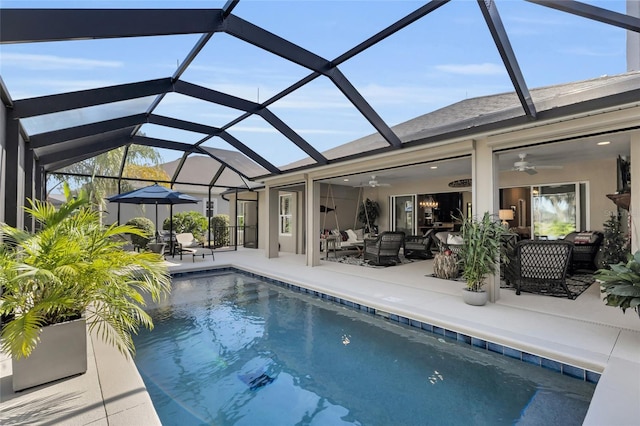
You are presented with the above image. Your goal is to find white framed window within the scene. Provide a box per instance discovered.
[279,194,292,235]
[204,198,216,217]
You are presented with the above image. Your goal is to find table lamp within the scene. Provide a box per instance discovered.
[499,209,514,228]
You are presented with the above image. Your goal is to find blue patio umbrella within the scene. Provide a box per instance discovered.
[106,184,198,241]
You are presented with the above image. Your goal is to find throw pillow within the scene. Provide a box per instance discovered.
[447,234,464,245]
[573,232,595,244]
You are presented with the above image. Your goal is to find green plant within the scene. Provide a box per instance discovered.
[210,214,230,248]
[0,184,171,359]
[126,216,155,249]
[165,211,207,240]
[600,213,628,268]
[357,198,380,233]
[595,250,640,318]
[459,211,504,292]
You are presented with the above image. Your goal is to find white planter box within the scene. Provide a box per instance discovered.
[12,317,87,391]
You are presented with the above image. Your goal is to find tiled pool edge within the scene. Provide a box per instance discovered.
[173,267,601,385]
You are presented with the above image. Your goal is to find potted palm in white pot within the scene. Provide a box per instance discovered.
[0,185,171,391]
[458,211,504,306]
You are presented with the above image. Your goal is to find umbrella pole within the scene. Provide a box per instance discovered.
[170,205,174,256]
[155,202,159,242]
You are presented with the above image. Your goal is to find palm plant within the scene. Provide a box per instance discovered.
[0,184,171,359]
[459,211,504,292]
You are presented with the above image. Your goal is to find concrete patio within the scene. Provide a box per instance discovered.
[1,248,638,425]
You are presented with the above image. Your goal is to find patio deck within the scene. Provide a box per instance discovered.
[1,248,638,425]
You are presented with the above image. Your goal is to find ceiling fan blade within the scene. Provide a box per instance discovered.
[524,168,538,175]
[534,165,563,170]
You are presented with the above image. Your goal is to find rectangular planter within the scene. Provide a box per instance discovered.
[12,317,87,392]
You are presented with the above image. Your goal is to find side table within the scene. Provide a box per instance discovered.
[433,252,459,279]
[325,235,341,259]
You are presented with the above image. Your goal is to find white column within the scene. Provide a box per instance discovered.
[630,131,640,253]
[265,185,280,258]
[305,176,321,266]
[471,138,501,302]
[628,0,640,72]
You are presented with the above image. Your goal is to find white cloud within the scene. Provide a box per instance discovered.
[435,63,505,76]
[1,53,122,70]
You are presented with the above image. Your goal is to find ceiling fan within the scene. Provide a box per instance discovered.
[512,153,563,175]
[357,175,391,188]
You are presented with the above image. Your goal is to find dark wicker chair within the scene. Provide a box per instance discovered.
[404,230,434,259]
[514,240,574,299]
[363,231,405,266]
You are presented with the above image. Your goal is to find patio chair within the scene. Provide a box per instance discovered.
[513,240,574,299]
[404,229,434,259]
[175,232,215,262]
[363,231,405,266]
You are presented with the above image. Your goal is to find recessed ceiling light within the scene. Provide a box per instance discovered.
[343,178,349,182]
[430,166,438,169]
[597,141,610,146]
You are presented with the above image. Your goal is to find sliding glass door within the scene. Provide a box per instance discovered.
[391,195,416,236]
[532,183,585,240]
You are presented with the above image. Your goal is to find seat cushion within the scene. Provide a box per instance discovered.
[346,228,360,242]
[447,234,463,245]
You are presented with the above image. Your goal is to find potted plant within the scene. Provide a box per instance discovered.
[458,211,504,306]
[595,250,640,318]
[357,198,380,235]
[0,184,171,391]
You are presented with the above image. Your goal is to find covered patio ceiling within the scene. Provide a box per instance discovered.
[1,1,639,192]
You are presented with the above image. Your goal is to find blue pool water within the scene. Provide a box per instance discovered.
[133,270,595,425]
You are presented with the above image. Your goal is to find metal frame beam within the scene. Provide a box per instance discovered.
[0,9,225,43]
[257,109,327,164]
[39,136,131,168]
[12,78,173,118]
[217,132,281,175]
[326,68,402,148]
[132,135,252,181]
[224,14,331,74]
[477,0,537,119]
[334,0,450,66]
[173,80,259,113]
[30,114,148,148]
[132,135,199,153]
[147,115,279,174]
[527,0,640,33]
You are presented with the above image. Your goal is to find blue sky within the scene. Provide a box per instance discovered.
[0,0,631,167]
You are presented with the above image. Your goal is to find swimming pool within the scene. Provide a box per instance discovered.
[133,270,595,425]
